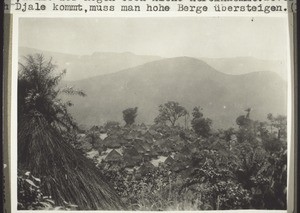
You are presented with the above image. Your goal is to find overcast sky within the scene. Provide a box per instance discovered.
[19,17,288,61]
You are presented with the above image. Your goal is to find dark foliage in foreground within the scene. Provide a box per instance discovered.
[18,115,126,210]
[18,54,86,133]
[18,54,125,210]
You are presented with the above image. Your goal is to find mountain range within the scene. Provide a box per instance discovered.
[200,57,286,80]
[19,47,286,81]
[19,47,287,129]
[19,47,162,81]
[64,57,286,129]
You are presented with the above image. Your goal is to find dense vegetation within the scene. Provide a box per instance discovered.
[18,54,287,210]
[77,108,287,210]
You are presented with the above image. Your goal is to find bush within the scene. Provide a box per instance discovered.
[18,170,78,210]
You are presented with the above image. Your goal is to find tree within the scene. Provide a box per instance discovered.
[18,54,86,132]
[122,107,138,126]
[154,101,188,126]
[267,113,287,140]
[191,107,212,138]
[261,114,287,153]
[18,54,126,210]
[192,106,203,119]
[236,108,252,128]
[104,121,121,131]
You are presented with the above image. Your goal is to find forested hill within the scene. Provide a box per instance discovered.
[63,57,286,129]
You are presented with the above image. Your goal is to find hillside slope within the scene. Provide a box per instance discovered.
[64,57,287,129]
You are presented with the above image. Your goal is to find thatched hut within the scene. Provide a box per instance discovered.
[174,152,187,162]
[171,162,187,173]
[148,129,162,140]
[150,148,159,158]
[103,135,121,149]
[139,140,152,152]
[141,130,154,142]
[105,149,123,162]
[77,136,93,152]
[164,155,175,166]
[90,125,100,132]
[155,139,166,148]
[123,147,142,168]
[180,145,192,157]
[18,115,125,210]
[93,137,103,149]
[138,161,156,176]
[133,142,147,154]
[139,123,148,130]
[124,134,135,141]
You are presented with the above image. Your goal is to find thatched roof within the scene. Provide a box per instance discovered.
[90,125,100,132]
[123,146,139,157]
[138,162,155,175]
[148,129,162,140]
[174,153,187,162]
[139,123,148,130]
[18,115,125,210]
[171,162,187,172]
[164,156,175,166]
[173,136,186,146]
[141,131,154,141]
[124,134,135,141]
[155,139,166,148]
[124,158,139,168]
[180,145,191,156]
[157,138,179,152]
[103,135,121,149]
[97,146,106,155]
[93,138,103,149]
[133,142,147,154]
[105,149,123,162]
[140,141,151,152]
[107,163,122,171]
[150,148,159,157]
[126,130,140,139]
[123,147,142,167]
[80,143,93,152]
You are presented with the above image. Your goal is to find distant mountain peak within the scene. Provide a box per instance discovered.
[134,56,221,76]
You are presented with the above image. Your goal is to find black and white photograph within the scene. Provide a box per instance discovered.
[17,17,290,211]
